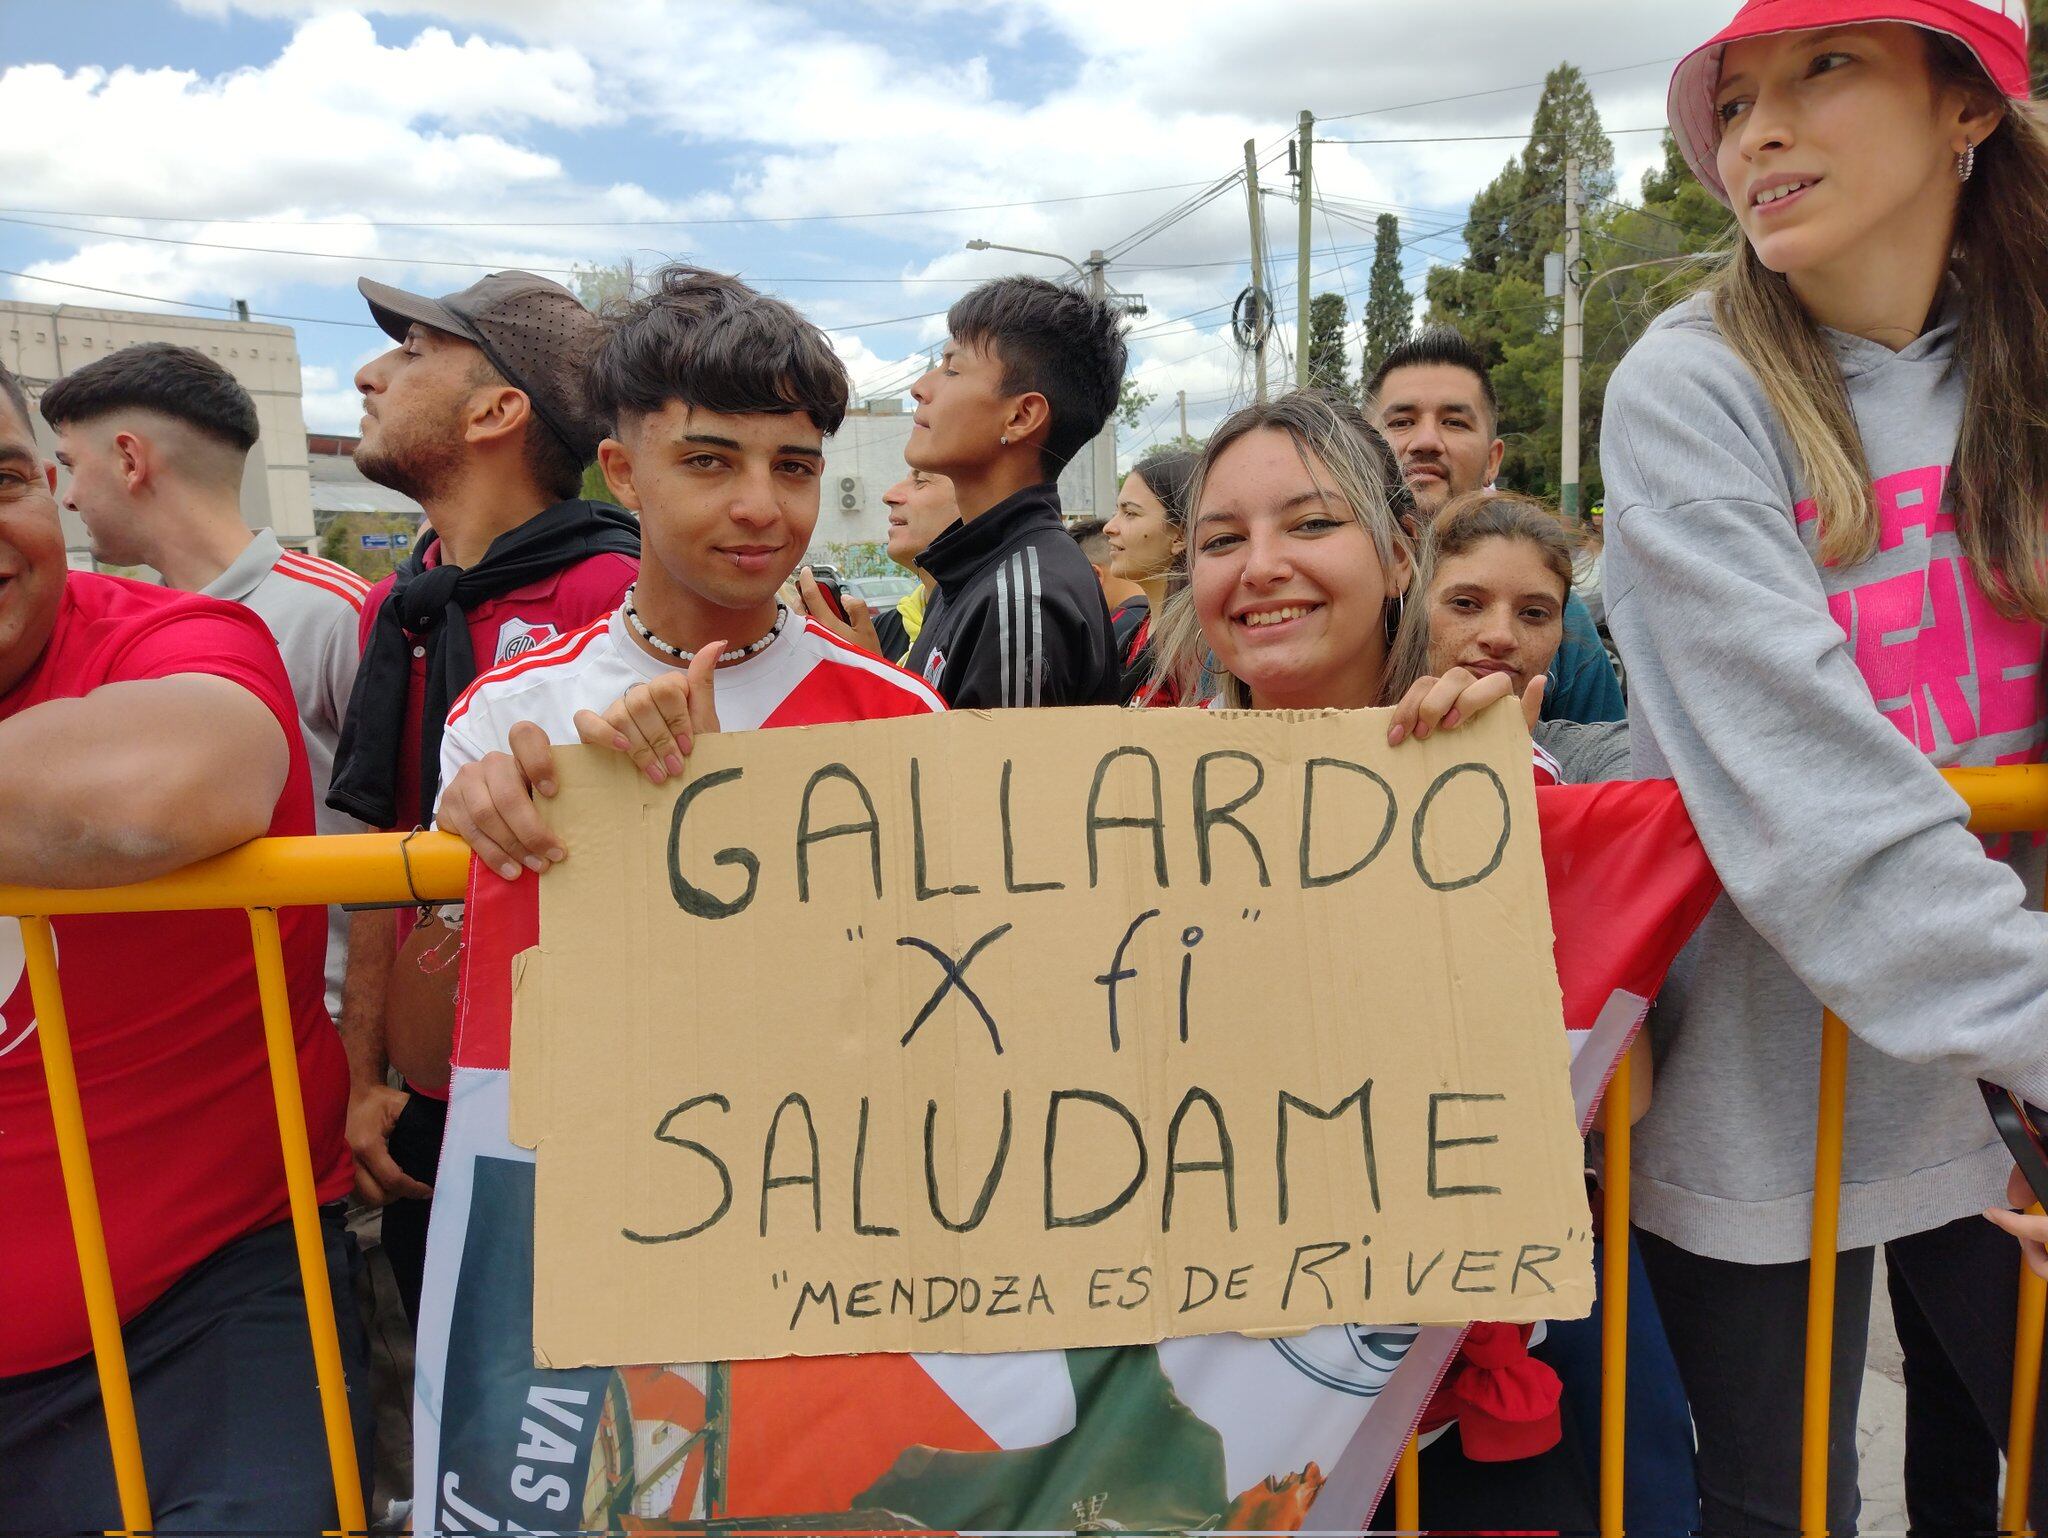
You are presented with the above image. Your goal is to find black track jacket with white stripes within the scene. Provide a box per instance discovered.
[906,481,1120,709]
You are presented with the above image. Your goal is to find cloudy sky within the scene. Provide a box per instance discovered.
[0,0,1737,458]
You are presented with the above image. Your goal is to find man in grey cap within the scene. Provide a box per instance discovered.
[327,270,639,1325]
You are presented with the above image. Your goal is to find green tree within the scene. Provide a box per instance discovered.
[1361,213,1413,386]
[570,257,641,312]
[2034,0,2047,86]
[1117,378,1157,432]
[318,509,419,578]
[1423,62,1619,500]
[1305,292,1350,393]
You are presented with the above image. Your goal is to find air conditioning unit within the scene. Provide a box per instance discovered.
[836,474,864,514]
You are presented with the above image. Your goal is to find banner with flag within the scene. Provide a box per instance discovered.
[413,778,1718,1533]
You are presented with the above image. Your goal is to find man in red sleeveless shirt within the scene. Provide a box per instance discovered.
[0,365,367,1529]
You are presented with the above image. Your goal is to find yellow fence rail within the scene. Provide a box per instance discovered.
[1,834,468,1537]
[1392,764,2048,1536]
[6,769,2048,1535]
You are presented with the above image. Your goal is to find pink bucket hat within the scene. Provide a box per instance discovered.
[1668,0,2032,205]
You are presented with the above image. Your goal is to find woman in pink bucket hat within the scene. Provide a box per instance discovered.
[1601,1,2048,1531]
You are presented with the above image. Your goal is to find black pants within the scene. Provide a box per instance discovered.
[1638,1215,2047,1536]
[0,1207,371,1534]
[380,1089,448,1326]
[1366,1409,1599,1534]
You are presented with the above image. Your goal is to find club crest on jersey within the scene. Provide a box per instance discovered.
[921,647,946,688]
[495,618,558,665]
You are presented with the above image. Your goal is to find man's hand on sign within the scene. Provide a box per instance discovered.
[572,641,722,785]
[438,721,568,881]
[1985,1165,2048,1280]
[791,566,885,656]
[1386,670,1545,747]
[345,1080,431,1205]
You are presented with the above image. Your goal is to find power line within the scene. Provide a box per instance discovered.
[0,213,1036,287]
[1318,127,1665,145]
[1103,171,1248,265]
[1316,55,1681,123]
[0,267,379,329]
[0,178,1228,231]
[0,265,946,338]
[1587,191,1701,236]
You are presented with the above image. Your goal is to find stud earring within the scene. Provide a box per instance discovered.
[1958,140,1977,183]
[1000,433,1009,445]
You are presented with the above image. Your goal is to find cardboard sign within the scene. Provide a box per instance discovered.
[510,705,1593,1367]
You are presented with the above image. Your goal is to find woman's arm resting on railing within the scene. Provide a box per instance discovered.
[0,674,286,889]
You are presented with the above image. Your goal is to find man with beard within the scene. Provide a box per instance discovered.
[1366,329,1622,724]
[327,271,638,1323]
[0,364,369,1529]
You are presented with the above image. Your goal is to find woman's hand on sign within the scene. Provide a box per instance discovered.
[1387,670,1545,746]
[573,641,722,785]
[1985,1165,2048,1280]
[792,567,885,656]
[438,720,567,881]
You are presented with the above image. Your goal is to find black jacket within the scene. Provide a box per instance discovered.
[906,482,1120,709]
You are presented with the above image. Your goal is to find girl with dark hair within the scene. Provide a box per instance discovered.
[1389,490,1627,785]
[1104,446,1198,703]
[1604,2,2048,1527]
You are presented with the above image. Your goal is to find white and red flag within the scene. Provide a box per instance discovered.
[414,778,1717,1533]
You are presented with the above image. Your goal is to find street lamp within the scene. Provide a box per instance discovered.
[964,239,1090,284]
[962,239,1144,517]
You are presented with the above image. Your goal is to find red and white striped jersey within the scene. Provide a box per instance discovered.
[439,606,946,793]
[200,530,374,1015]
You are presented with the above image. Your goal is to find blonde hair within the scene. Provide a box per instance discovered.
[1710,38,2048,620]
[1384,490,1577,700]
[1147,389,1415,708]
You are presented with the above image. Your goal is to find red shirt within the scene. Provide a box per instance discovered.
[0,574,347,1375]
[360,542,636,1100]
[356,545,639,833]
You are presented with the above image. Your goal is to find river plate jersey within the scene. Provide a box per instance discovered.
[441,605,945,775]
[416,650,1718,1532]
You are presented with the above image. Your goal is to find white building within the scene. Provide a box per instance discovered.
[0,299,314,564]
[816,398,1104,551]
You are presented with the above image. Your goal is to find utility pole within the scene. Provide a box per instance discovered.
[1296,110,1314,386]
[1242,138,1269,403]
[1085,248,1118,510]
[1560,154,1583,523]
[1177,389,1188,442]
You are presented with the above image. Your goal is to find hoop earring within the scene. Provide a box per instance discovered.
[1383,588,1407,645]
[1958,140,1977,183]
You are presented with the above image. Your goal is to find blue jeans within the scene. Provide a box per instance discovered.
[0,1208,371,1534]
[1538,1229,1702,1536]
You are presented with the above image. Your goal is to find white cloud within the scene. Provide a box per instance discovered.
[25,0,1739,441]
[300,361,362,433]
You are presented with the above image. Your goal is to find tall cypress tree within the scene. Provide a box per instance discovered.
[1361,214,1413,387]
[1305,292,1350,393]
[1422,62,1616,499]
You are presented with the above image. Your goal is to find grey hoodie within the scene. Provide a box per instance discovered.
[1600,293,2048,1264]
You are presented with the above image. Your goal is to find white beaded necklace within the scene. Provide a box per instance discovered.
[623,586,787,666]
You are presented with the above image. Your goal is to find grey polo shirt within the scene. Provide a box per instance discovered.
[202,530,371,1017]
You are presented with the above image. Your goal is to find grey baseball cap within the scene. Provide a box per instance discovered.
[357,270,605,464]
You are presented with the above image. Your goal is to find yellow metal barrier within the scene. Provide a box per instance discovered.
[3,833,467,1536]
[10,770,2048,1534]
[1393,765,2048,1535]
